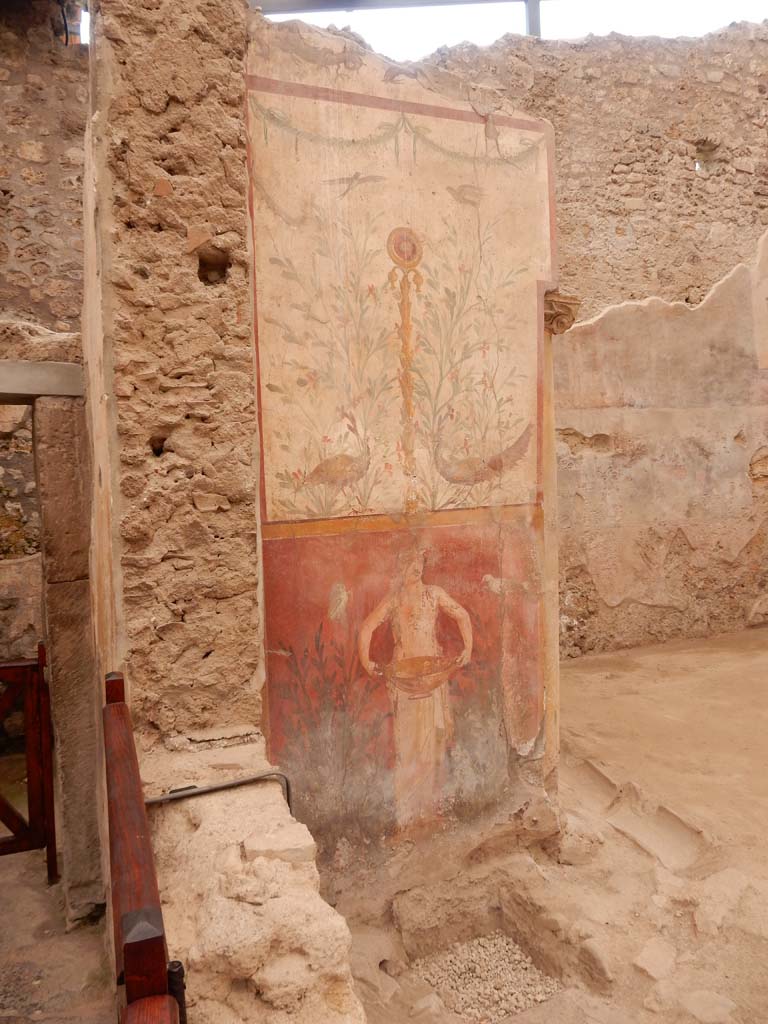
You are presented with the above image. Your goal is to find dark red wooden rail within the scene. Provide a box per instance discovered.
[103,671,185,1023]
[0,642,57,883]
[123,995,179,1024]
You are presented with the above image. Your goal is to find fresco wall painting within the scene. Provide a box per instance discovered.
[247,19,556,847]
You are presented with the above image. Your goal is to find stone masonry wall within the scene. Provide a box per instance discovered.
[432,21,768,653]
[0,0,86,667]
[435,21,768,319]
[0,0,88,331]
[0,555,42,662]
[0,405,38,561]
[87,0,262,738]
[0,320,82,664]
[0,405,41,663]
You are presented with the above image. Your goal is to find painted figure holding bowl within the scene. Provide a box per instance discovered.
[358,545,472,827]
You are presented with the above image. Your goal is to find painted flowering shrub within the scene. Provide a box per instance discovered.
[261,207,403,520]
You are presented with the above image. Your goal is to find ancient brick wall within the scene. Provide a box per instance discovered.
[86,0,262,737]
[0,0,88,330]
[435,21,768,319]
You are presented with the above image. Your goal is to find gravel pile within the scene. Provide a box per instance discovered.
[412,931,560,1022]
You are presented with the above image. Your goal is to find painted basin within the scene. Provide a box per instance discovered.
[387,655,454,698]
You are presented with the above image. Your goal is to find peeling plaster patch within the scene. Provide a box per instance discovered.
[329,582,349,623]
[557,428,613,455]
[749,446,768,483]
[482,574,530,596]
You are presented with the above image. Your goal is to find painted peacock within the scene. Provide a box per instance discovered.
[433,422,532,486]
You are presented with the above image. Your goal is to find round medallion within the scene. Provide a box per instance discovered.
[387,227,423,270]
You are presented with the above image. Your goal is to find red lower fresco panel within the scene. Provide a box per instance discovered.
[263,510,543,846]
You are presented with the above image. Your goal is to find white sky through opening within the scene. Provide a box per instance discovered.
[268,0,768,63]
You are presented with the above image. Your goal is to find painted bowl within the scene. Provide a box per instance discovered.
[387,655,454,698]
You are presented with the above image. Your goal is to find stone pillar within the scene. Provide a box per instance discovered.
[34,396,103,922]
[84,0,262,740]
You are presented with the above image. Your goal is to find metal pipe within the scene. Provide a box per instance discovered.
[167,961,187,1024]
[145,771,293,814]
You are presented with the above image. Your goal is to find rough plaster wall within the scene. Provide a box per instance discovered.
[87,0,262,738]
[555,235,768,657]
[431,22,768,653]
[0,0,87,330]
[434,22,768,319]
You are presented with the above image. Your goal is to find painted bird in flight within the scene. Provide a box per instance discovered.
[446,184,485,208]
[323,172,386,198]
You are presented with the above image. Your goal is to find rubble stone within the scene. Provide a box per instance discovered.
[412,931,559,1023]
[633,937,677,980]
[680,989,737,1023]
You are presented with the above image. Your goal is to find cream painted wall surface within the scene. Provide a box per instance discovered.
[249,21,552,523]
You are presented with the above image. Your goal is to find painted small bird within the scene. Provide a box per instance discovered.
[446,184,485,208]
[323,172,386,198]
[434,423,532,486]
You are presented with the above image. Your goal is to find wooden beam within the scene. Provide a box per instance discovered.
[0,361,83,403]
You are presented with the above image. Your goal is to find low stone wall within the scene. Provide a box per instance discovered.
[144,738,365,1024]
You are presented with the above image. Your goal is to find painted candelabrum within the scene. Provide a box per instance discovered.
[387,226,423,516]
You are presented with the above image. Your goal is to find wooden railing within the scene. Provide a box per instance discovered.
[0,643,57,883]
[103,671,184,1024]
[123,996,180,1024]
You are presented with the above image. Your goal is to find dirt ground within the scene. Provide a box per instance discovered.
[3,628,768,1023]
[346,627,768,1024]
[561,626,768,881]
[0,754,112,1023]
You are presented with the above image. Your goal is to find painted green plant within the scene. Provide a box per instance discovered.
[412,209,531,511]
[273,623,396,841]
